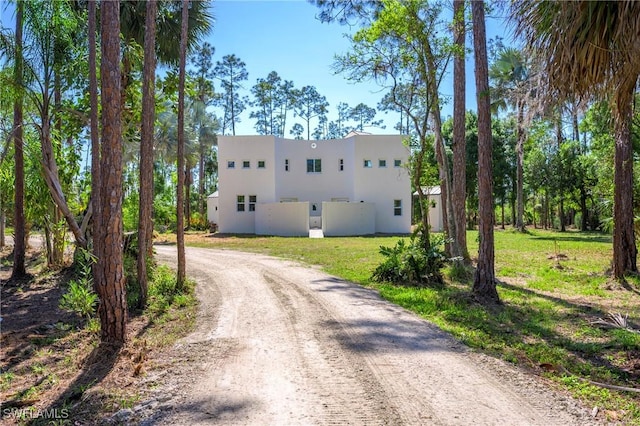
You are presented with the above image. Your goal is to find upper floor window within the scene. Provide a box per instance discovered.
[307,158,322,173]
[339,158,344,171]
[227,160,235,169]
[363,159,372,168]
[242,160,251,169]
[379,159,387,168]
[257,160,266,169]
[394,159,402,167]
[285,159,290,171]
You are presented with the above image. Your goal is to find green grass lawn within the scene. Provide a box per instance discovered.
[173,228,640,424]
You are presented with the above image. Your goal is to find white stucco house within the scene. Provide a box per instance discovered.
[207,133,412,236]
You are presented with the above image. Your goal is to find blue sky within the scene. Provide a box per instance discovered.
[0,0,514,137]
[208,0,514,136]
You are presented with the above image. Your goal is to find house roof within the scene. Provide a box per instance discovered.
[412,185,441,196]
[345,130,373,138]
[207,191,219,198]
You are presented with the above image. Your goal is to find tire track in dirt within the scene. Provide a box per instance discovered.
[143,246,599,426]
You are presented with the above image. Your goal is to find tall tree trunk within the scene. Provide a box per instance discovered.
[185,161,192,230]
[176,0,189,288]
[452,0,468,261]
[612,78,638,279]
[0,207,5,248]
[89,0,102,294]
[12,0,26,279]
[99,0,127,344]
[472,0,499,303]
[137,0,157,309]
[579,186,589,231]
[515,100,525,232]
[198,139,206,217]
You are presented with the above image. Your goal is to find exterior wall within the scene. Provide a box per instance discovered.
[427,193,444,232]
[206,193,219,225]
[255,202,309,236]
[274,138,354,218]
[322,202,375,236]
[218,136,276,233]
[352,135,411,233]
[216,134,411,235]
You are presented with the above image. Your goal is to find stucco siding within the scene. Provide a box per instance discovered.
[322,202,375,236]
[255,202,309,236]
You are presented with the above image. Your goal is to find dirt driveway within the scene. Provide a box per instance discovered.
[144,245,598,425]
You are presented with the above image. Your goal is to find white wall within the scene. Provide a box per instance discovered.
[255,202,309,236]
[217,134,412,235]
[218,136,276,234]
[352,135,411,234]
[322,202,375,236]
[427,193,444,232]
[206,194,219,225]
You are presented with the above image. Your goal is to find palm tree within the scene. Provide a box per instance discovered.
[11,0,25,279]
[176,0,189,289]
[511,1,639,279]
[472,0,499,302]
[137,0,157,308]
[489,47,531,233]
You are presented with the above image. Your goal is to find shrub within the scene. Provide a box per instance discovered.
[60,249,98,320]
[372,231,448,285]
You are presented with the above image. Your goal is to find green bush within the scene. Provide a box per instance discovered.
[60,249,98,319]
[372,231,448,286]
[60,280,98,319]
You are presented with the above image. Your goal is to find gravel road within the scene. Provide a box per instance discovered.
[140,245,599,426]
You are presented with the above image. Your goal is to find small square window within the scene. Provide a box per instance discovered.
[363,159,372,168]
[242,160,251,168]
[249,195,257,211]
[394,159,402,167]
[227,160,235,169]
[285,159,290,171]
[394,199,402,216]
[257,160,265,169]
[379,159,387,168]
[237,195,245,212]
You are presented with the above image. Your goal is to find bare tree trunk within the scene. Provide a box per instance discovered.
[472,0,499,302]
[89,0,102,294]
[98,0,127,344]
[176,0,189,288]
[612,78,638,279]
[12,0,26,279]
[452,0,468,261]
[515,100,525,232]
[0,207,4,248]
[137,0,157,308]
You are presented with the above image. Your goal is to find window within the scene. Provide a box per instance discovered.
[394,159,402,167]
[363,159,372,168]
[242,160,251,168]
[379,159,387,168]
[312,203,318,211]
[307,158,322,173]
[257,160,265,169]
[339,158,344,171]
[227,160,235,169]
[249,195,257,211]
[285,159,290,171]
[237,195,245,212]
[394,199,402,216]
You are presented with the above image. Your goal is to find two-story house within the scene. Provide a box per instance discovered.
[207,132,411,236]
